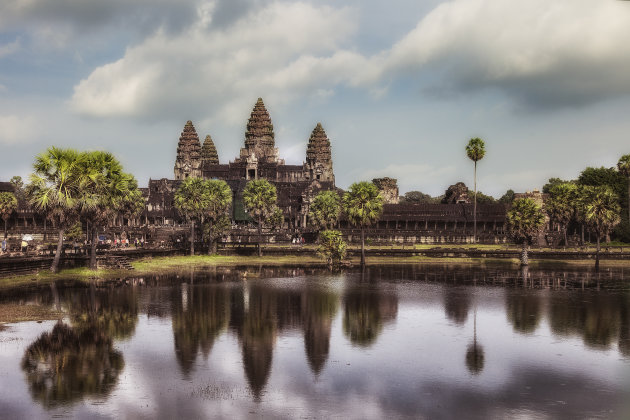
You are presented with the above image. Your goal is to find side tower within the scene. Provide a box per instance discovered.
[304,122,334,184]
[236,98,282,166]
[174,120,203,180]
[201,134,219,165]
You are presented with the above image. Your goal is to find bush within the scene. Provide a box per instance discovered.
[317,230,347,269]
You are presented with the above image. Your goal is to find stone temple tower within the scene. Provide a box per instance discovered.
[237,98,282,165]
[174,120,202,180]
[201,134,219,165]
[304,122,334,184]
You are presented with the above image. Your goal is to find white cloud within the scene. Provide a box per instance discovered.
[382,0,630,107]
[0,39,21,58]
[0,114,37,144]
[70,2,361,123]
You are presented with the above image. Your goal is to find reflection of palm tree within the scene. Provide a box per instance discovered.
[506,267,542,334]
[68,285,139,340]
[302,287,339,376]
[466,308,484,375]
[444,288,470,325]
[343,282,398,348]
[21,322,124,408]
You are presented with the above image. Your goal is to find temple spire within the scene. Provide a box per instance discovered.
[201,134,219,165]
[237,98,280,164]
[174,120,202,180]
[304,122,334,184]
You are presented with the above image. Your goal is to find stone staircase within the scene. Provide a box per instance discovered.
[97,255,134,270]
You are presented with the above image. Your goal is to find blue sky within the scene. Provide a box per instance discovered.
[1,0,630,197]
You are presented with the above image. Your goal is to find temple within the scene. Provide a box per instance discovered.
[1,98,514,247]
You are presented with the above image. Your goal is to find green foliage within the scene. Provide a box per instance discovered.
[498,189,515,205]
[577,167,627,207]
[174,178,211,221]
[0,192,18,233]
[542,177,573,194]
[27,147,83,227]
[342,182,384,228]
[545,183,577,241]
[65,222,84,242]
[583,186,621,241]
[399,191,440,204]
[205,179,233,222]
[242,179,277,224]
[466,138,486,162]
[203,215,231,242]
[317,230,347,268]
[473,191,496,204]
[506,198,545,245]
[618,154,630,178]
[267,206,284,230]
[308,190,341,230]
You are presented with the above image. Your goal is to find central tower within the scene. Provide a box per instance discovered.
[236,98,283,167]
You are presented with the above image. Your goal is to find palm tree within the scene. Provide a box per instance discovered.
[78,151,133,269]
[506,198,545,266]
[343,181,383,266]
[545,182,577,246]
[205,179,232,254]
[243,179,277,257]
[617,154,630,223]
[584,186,621,270]
[27,147,84,273]
[174,178,211,256]
[466,138,486,243]
[308,190,341,230]
[0,192,18,239]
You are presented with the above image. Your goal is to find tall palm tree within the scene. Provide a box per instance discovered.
[174,177,211,256]
[78,151,130,269]
[506,198,545,266]
[584,186,621,270]
[466,138,486,243]
[205,179,232,254]
[243,179,277,257]
[28,147,84,273]
[308,190,341,230]
[617,154,630,223]
[0,192,18,239]
[545,182,577,246]
[343,181,383,266]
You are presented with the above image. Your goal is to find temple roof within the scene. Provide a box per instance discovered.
[306,122,332,164]
[201,134,219,165]
[244,98,275,158]
[176,120,202,162]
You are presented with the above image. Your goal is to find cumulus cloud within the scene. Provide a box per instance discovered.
[70,1,362,123]
[383,0,630,107]
[0,114,37,144]
[69,0,630,125]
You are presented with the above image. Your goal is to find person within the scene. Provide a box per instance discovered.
[1,238,6,254]
[21,239,28,252]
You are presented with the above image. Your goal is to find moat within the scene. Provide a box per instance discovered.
[1,264,629,419]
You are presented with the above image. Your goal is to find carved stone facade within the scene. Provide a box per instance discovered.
[305,123,334,183]
[174,121,202,180]
[201,135,219,165]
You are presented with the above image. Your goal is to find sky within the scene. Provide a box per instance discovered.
[1,0,630,197]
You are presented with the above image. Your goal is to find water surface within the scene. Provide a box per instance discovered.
[1,264,629,419]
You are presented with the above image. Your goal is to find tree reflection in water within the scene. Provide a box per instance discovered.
[343,270,398,347]
[171,282,230,375]
[444,287,471,326]
[21,322,124,408]
[466,308,484,375]
[505,266,542,334]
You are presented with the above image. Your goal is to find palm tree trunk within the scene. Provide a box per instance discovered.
[595,234,600,271]
[90,226,98,270]
[208,220,214,255]
[51,228,64,273]
[257,216,262,257]
[520,242,528,266]
[563,226,568,247]
[473,161,477,243]
[360,225,365,266]
[581,224,585,245]
[190,219,195,256]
